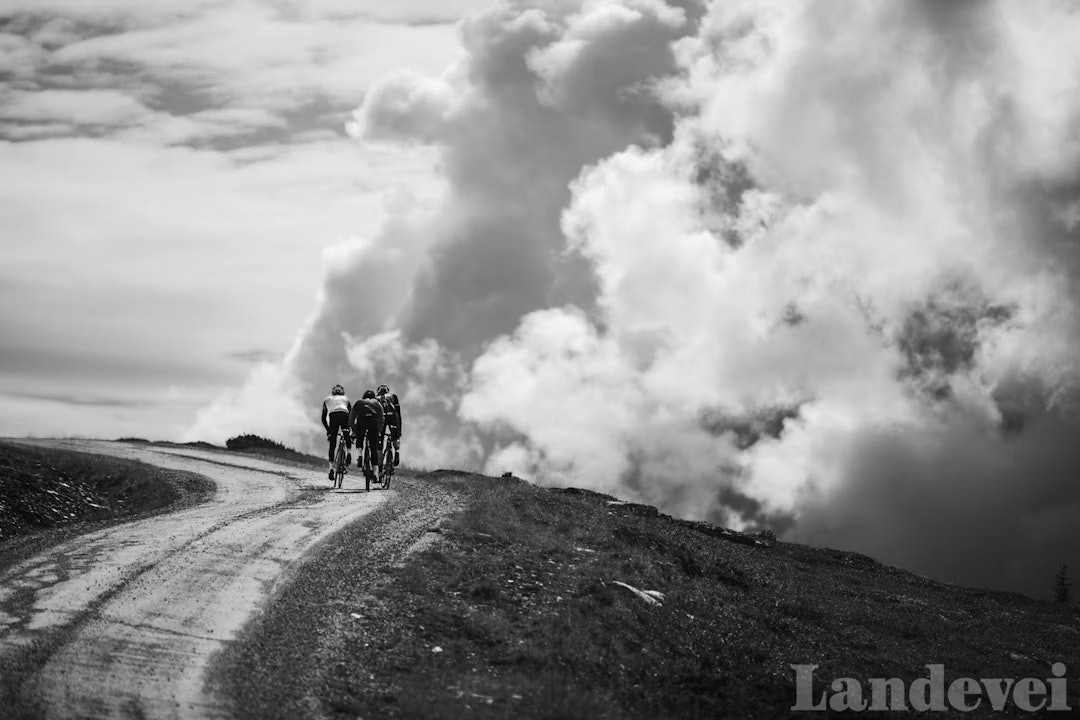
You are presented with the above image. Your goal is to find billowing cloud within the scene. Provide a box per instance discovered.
[194,0,1080,597]
[186,351,312,447]
[191,0,692,430]
[348,69,456,143]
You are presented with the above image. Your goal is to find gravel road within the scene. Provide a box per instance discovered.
[0,439,403,719]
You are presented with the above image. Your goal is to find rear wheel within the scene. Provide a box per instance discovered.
[381,440,393,490]
[333,435,346,489]
[364,442,372,492]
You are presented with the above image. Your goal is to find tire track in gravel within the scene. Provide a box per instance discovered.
[211,474,464,720]
[0,440,394,719]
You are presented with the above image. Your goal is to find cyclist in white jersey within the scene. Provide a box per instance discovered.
[321,384,352,480]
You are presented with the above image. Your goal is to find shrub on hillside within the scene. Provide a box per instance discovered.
[1054,564,1072,604]
[225,434,296,453]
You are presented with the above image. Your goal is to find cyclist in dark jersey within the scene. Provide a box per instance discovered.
[349,389,384,480]
[321,384,351,481]
[376,384,402,466]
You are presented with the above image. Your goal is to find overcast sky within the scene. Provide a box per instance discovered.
[4,0,1080,599]
[0,0,486,439]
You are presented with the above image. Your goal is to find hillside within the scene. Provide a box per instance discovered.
[0,440,213,567]
[3,441,1078,718]
[215,470,1080,719]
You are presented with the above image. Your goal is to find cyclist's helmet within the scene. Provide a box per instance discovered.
[362,389,376,399]
[376,384,390,396]
[331,384,345,396]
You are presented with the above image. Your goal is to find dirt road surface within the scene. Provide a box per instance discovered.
[0,440,401,719]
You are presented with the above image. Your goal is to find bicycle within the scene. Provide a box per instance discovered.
[380,426,396,490]
[330,427,350,489]
[355,430,376,492]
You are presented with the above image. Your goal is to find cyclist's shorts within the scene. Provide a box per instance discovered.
[328,410,349,436]
[352,416,383,438]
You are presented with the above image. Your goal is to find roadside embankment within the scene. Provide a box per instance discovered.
[0,439,214,568]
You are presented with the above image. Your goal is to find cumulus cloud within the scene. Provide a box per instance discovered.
[195,0,1080,596]
[185,351,312,445]
[348,69,456,143]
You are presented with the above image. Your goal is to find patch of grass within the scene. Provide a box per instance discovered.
[0,440,214,569]
[145,435,326,470]
[225,433,295,452]
[220,433,324,467]
[179,440,219,450]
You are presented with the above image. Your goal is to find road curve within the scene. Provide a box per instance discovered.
[0,440,388,719]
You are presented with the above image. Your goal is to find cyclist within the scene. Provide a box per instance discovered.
[321,384,352,481]
[376,384,402,467]
[349,389,384,481]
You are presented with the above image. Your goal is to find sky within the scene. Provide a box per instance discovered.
[0,0,482,438]
[4,0,1080,599]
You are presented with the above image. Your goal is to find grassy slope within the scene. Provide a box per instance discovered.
[0,440,215,569]
[217,470,1080,720]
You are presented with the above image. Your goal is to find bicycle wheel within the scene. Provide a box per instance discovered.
[363,441,371,492]
[381,437,393,490]
[333,432,346,489]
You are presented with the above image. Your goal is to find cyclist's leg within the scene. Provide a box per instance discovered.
[332,431,343,483]
[379,422,386,474]
[390,423,401,466]
[368,424,382,478]
[357,419,370,473]
[327,412,346,475]
[327,426,336,479]
[357,420,368,468]
[354,416,362,468]
[328,433,336,480]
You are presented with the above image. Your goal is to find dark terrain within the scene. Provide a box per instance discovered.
[3,439,1079,719]
[215,471,1080,719]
